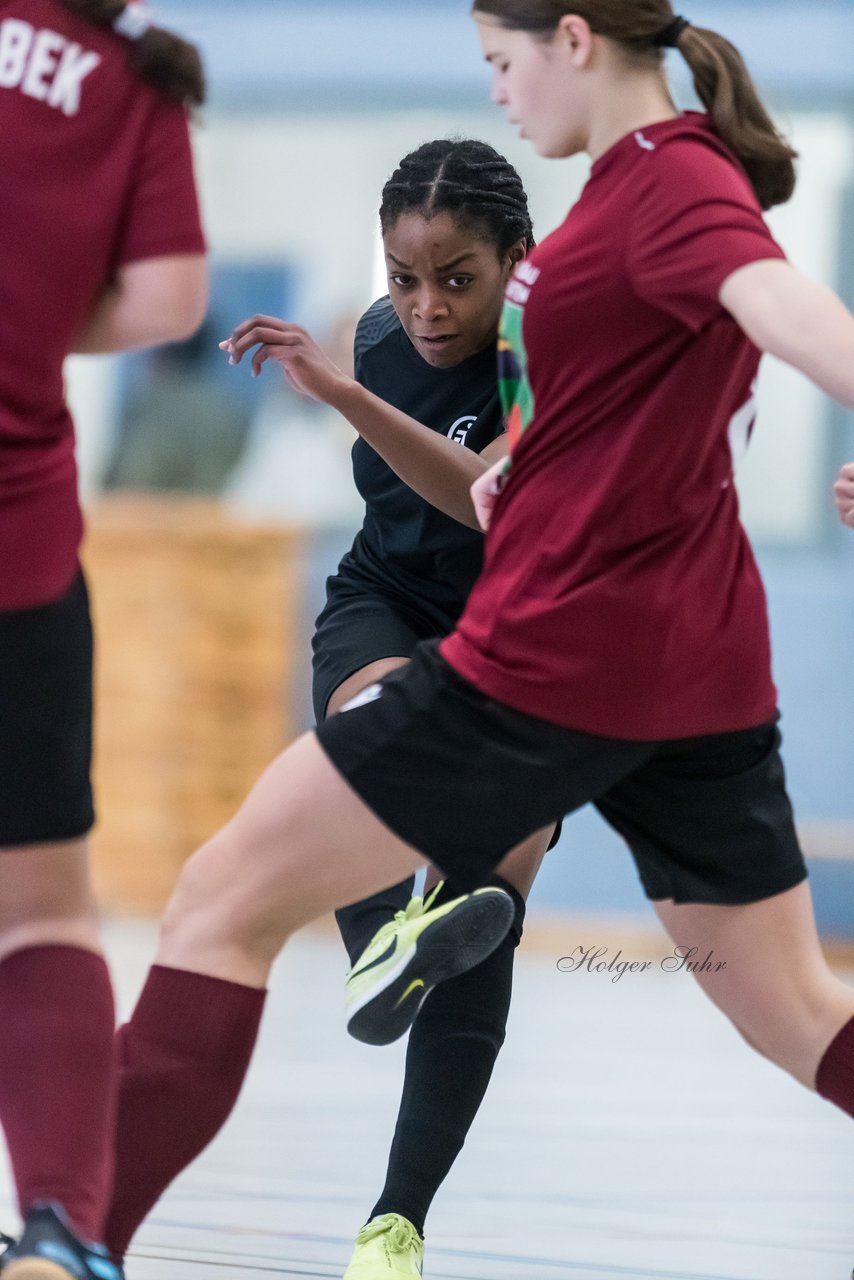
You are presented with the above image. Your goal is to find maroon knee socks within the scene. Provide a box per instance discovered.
[816,1014,854,1117]
[104,964,266,1258]
[0,945,116,1241]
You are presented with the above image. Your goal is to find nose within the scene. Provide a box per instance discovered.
[413,287,449,321]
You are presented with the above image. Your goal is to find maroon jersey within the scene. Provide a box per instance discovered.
[0,0,205,609]
[442,115,786,740]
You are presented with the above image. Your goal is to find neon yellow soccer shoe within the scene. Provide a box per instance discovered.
[342,1214,424,1279]
[345,883,514,1046]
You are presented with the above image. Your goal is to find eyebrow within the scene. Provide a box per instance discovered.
[386,251,478,271]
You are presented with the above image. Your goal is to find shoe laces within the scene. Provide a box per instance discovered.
[422,880,445,913]
[356,1214,422,1256]
[364,894,426,955]
[352,882,448,974]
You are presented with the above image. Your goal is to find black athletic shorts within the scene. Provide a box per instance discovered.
[313,579,563,854]
[0,570,95,847]
[315,639,808,904]
[312,575,457,723]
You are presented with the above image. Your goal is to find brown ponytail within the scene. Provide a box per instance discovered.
[676,25,795,210]
[472,1,797,210]
[58,0,206,107]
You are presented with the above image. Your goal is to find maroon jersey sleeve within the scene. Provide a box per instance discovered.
[626,137,786,332]
[115,97,205,266]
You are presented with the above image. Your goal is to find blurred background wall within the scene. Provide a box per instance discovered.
[72,1,854,933]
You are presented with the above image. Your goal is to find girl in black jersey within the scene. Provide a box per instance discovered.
[96,139,550,1277]
[229,138,550,1280]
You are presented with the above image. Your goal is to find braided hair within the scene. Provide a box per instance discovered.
[380,139,535,257]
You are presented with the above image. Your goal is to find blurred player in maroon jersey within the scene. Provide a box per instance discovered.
[0,2,206,1275]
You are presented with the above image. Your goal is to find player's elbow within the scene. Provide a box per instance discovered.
[119,253,209,348]
[166,279,209,343]
[153,257,209,343]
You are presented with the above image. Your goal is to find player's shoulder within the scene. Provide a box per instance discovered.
[644,115,750,188]
[354,296,401,366]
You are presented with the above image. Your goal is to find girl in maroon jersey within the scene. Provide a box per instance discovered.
[0,2,207,1276]
[95,4,854,1275]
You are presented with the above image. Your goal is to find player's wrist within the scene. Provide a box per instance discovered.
[325,375,368,417]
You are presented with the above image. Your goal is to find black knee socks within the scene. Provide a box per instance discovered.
[368,876,526,1235]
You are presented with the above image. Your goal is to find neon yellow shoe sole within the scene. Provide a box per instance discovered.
[345,885,514,1046]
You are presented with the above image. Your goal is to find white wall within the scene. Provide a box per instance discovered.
[192,107,588,321]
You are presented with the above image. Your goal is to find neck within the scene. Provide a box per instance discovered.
[586,72,679,162]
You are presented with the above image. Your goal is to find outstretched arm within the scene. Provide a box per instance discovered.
[721,261,854,529]
[720,260,854,409]
[222,314,506,530]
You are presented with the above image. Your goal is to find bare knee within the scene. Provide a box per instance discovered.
[692,969,854,1088]
[493,826,551,898]
[156,826,295,987]
[0,839,100,962]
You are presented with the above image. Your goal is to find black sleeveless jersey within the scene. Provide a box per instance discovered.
[337,296,505,620]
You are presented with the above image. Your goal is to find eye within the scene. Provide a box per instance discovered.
[389,274,414,289]
[447,275,474,289]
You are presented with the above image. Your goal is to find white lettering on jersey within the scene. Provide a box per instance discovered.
[447,415,477,445]
[0,20,100,115]
[22,27,64,100]
[727,382,758,476]
[0,19,33,86]
[505,260,541,306]
[48,42,101,114]
[339,683,384,713]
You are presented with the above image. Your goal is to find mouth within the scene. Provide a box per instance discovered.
[417,334,459,350]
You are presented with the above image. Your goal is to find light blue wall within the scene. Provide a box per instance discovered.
[156,1,854,108]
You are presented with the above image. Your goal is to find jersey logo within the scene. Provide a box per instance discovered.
[634,130,656,152]
[505,260,540,307]
[339,683,384,713]
[0,20,101,117]
[447,415,477,445]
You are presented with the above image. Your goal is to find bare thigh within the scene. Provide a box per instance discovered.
[157,731,427,986]
[159,655,555,985]
[655,881,854,1087]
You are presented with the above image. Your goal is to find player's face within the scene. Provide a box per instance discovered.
[474,16,589,159]
[384,212,522,369]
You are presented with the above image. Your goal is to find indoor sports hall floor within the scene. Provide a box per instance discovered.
[2,917,852,1280]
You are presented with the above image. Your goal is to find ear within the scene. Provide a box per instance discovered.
[554,13,595,66]
[505,237,529,269]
